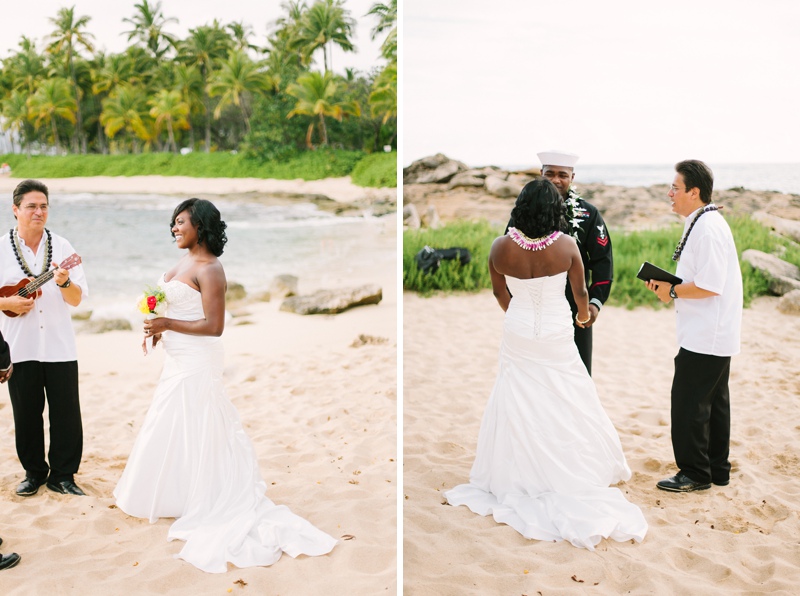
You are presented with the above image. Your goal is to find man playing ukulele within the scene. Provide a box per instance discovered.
[0,179,88,497]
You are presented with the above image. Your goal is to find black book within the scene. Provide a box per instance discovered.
[636,261,683,285]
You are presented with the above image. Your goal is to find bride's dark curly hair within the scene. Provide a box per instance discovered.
[509,179,566,238]
[171,198,228,256]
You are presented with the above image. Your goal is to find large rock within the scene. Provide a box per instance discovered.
[742,249,800,295]
[403,154,468,184]
[421,204,442,229]
[225,281,247,302]
[280,284,382,315]
[778,290,800,315]
[82,318,133,333]
[447,172,486,189]
[753,211,800,244]
[403,203,421,229]
[414,161,463,184]
[269,274,299,298]
[485,174,522,198]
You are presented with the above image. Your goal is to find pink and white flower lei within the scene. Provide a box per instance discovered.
[508,228,562,251]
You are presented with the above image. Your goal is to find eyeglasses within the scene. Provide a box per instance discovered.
[669,185,685,193]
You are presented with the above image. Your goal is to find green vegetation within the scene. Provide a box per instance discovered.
[0,149,397,185]
[0,0,397,163]
[403,215,799,308]
[404,221,501,294]
[350,151,396,187]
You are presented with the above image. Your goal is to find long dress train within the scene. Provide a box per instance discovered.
[114,276,336,572]
[445,273,648,550]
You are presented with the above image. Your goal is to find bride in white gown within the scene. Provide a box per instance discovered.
[114,198,336,573]
[445,179,648,550]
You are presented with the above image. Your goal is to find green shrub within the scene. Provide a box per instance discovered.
[403,214,799,308]
[0,149,377,183]
[350,151,397,187]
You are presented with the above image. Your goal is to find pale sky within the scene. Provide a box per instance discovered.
[403,0,800,167]
[0,0,385,74]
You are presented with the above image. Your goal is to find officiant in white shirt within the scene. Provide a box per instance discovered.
[0,179,88,497]
[646,160,743,493]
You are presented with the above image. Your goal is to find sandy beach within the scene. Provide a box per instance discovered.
[0,175,396,205]
[403,290,800,594]
[0,176,398,594]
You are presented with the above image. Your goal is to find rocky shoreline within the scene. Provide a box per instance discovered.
[403,153,800,231]
[403,153,800,313]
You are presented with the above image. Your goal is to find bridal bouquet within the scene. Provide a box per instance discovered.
[138,285,167,355]
[138,285,167,316]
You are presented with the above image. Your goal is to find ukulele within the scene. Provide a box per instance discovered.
[0,253,82,317]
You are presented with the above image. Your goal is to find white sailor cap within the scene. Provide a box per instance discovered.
[537,150,579,169]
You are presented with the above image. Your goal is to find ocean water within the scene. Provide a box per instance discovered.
[0,193,396,317]
[504,163,800,195]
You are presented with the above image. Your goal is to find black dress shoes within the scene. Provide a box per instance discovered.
[15,477,46,497]
[46,479,86,496]
[656,473,711,493]
[0,552,21,571]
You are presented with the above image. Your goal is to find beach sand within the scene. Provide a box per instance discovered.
[0,177,398,595]
[0,175,395,205]
[403,290,800,594]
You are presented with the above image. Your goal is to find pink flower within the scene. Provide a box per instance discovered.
[146,295,157,312]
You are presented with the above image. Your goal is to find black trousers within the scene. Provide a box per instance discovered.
[671,348,731,484]
[8,360,83,482]
[574,324,592,376]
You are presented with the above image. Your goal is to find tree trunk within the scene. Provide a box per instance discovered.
[318,113,328,146]
[68,52,86,154]
[202,68,211,153]
[240,104,251,136]
[167,119,177,153]
[51,118,60,153]
[305,123,314,149]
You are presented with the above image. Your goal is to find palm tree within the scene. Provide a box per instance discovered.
[366,0,396,62]
[149,89,189,152]
[367,0,396,40]
[172,63,203,148]
[178,23,231,152]
[1,91,31,154]
[27,78,77,153]
[122,1,179,59]
[369,62,396,124]
[91,52,137,96]
[100,84,149,153]
[291,0,355,72]
[227,22,260,54]
[47,6,94,153]
[4,38,47,95]
[286,70,360,147]
[207,50,267,135]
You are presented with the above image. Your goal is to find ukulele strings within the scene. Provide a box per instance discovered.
[15,268,56,297]
[12,255,79,297]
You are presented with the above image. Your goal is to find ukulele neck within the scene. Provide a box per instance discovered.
[23,269,56,296]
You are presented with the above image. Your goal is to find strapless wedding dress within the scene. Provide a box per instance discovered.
[114,276,336,572]
[445,272,647,550]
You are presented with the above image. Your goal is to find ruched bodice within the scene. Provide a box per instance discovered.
[158,275,220,358]
[505,272,572,341]
[161,275,205,320]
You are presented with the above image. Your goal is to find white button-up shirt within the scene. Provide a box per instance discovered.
[0,230,88,363]
[674,208,742,357]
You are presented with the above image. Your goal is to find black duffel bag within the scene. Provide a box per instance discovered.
[414,246,472,274]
